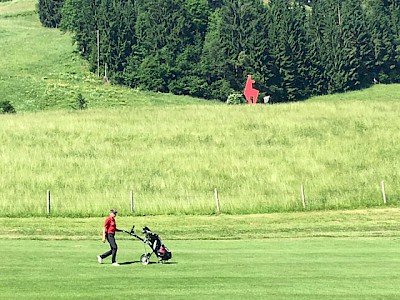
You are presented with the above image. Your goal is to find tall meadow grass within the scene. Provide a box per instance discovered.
[1,97,400,216]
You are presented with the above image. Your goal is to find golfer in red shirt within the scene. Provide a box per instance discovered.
[97,209,121,266]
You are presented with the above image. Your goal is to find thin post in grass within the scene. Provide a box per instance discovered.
[130,190,135,213]
[381,180,387,205]
[104,63,109,83]
[214,188,220,213]
[301,184,306,209]
[46,190,51,215]
[96,30,100,77]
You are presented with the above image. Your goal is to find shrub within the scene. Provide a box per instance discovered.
[74,93,87,110]
[0,101,16,114]
[226,93,246,105]
[209,79,234,101]
[168,76,210,98]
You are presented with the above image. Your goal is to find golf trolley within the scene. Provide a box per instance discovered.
[123,225,172,265]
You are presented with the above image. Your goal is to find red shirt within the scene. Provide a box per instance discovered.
[104,216,116,234]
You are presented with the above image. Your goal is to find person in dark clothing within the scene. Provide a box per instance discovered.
[97,209,121,266]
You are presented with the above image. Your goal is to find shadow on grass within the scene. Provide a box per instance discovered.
[119,261,177,265]
[119,261,139,265]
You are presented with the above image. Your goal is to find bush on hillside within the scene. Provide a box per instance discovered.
[71,93,87,110]
[0,101,16,114]
[209,79,234,101]
[226,93,246,105]
[76,93,87,110]
[168,76,210,98]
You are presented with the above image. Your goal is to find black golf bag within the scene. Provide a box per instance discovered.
[142,226,172,261]
[124,225,172,265]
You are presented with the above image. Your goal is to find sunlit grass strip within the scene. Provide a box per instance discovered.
[2,208,400,240]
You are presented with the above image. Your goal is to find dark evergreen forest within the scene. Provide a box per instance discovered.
[38,0,400,102]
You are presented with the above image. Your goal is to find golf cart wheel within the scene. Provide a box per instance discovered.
[140,254,149,265]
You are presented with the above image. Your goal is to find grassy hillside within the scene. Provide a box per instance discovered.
[0,0,206,111]
[2,95,400,216]
[1,0,400,217]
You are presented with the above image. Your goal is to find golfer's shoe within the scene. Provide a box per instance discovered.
[97,256,102,264]
[112,262,120,266]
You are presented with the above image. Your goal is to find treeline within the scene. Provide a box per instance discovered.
[38,0,400,102]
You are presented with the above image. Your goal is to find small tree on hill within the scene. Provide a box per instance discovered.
[77,93,87,110]
[0,101,16,114]
[71,93,87,110]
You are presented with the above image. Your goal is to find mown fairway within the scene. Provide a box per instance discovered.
[1,238,399,299]
[1,209,400,299]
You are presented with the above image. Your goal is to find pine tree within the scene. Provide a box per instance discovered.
[387,0,400,81]
[340,0,374,90]
[365,0,398,83]
[306,2,326,95]
[266,0,309,102]
[314,0,347,93]
[96,0,136,81]
[135,0,188,53]
[38,0,65,28]
[200,9,233,100]
[60,0,97,62]
[168,0,210,96]
[201,0,271,100]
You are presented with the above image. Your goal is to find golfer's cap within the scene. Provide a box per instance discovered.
[110,209,118,214]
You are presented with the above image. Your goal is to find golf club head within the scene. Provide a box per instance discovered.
[142,226,151,234]
[130,225,135,234]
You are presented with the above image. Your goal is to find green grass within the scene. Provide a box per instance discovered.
[2,206,399,299]
[2,2,400,298]
[2,0,400,216]
[1,97,400,216]
[0,0,206,111]
[1,238,399,299]
[2,208,400,240]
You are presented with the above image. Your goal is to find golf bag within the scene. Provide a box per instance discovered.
[123,225,172,265]
[142,226,172,261]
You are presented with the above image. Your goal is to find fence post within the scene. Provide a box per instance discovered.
[301,184,306,209]
[130,190,135,213]
[96,30,100,77]
[381,181,387,205]
[214,188,220,213]
[46,190,51,215]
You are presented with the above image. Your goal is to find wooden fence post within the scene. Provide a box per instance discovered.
[381,181,387,205]
[214,188,220,213]
[301,184,306,209]
[130,190,135,213]
[96,30,100,77]
[46,190,51,215]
